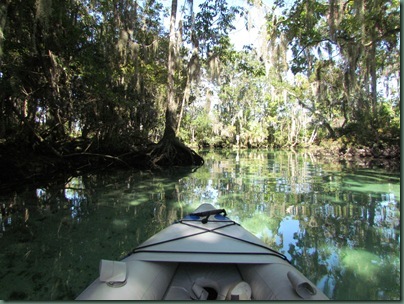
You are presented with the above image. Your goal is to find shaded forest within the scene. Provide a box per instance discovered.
[0,0,400,186]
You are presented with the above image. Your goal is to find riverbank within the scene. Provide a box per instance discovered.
[0,140,400,192]
[306,139,400,171]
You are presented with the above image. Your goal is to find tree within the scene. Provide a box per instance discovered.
[215,48,267,147]
[272,0,400,145]
[145,0,204,168]
[146,0,242,167]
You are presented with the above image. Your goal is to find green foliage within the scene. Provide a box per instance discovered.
[272,0,400,148]
[178,109,213,145]
[0,0,399,156]
[376,102,400,144]
[0,0,169,153]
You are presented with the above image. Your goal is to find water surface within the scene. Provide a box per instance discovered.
[0,150,400,300]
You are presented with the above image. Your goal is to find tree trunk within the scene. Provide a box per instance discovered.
[163,0,178,140]
[147,0,204,168]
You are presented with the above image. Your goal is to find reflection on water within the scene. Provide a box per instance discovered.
[0,150,400,300]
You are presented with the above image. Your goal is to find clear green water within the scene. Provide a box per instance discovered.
[0,150,400,300]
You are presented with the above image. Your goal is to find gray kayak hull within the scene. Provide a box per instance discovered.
[76,204,328,300]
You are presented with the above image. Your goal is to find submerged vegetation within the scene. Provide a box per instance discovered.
[0,0,400,185]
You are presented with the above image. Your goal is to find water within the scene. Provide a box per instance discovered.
[0,150,400,300]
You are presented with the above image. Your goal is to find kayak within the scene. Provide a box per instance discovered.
[76,203,328,300]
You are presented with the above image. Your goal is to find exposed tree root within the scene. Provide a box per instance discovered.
[146,137,204,168]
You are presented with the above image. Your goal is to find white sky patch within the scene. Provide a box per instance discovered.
[161,0,274,51]
[229,2,267,50]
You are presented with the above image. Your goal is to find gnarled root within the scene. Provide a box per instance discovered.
[148,137,204,168]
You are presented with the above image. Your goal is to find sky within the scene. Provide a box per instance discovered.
[228,0,295,50]
[160,0,278,51]
[229,2,267,50]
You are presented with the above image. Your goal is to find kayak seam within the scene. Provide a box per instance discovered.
[129,221,290,264]
[180,221,291,263]
[129,222,237,255]
[129,250,288,256]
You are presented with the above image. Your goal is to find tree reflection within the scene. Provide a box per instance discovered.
[277,194,400,300]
